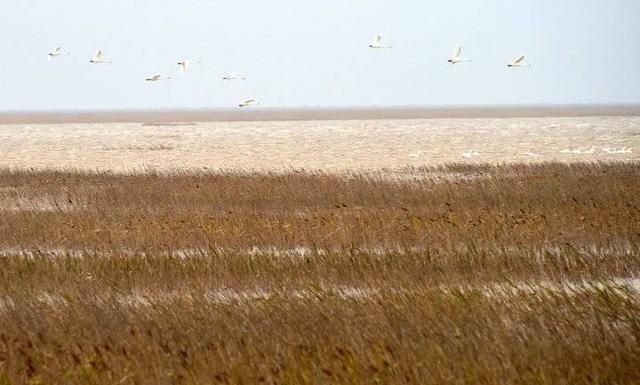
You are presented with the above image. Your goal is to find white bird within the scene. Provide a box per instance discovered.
[238,99,259,108]
[369,35,391,49]
[617,147,633,154]
[48,47,69,60]
[177,60,202,74]
[145,74,171,82]
[507,54,530,67]
[461,150,480,158]
[603,147,633,154]
[89,49,111,64]
[564,147,593,154]
[448,44,471,64]
[222,73,247,81]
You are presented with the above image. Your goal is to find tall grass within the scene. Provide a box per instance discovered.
[0,162,639,384]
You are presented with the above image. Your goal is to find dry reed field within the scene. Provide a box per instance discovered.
[1,162,639,384]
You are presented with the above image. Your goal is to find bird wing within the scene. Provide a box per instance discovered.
[94,50,103,60]
[513,54,525,64]
[372,35,382,45]
[454,44,461,58]
[244,99,255,104]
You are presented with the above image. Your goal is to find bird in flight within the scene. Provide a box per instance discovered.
[145,74,171,82]
[223,73,247,81]
[89,50,112,64]
[238,99,259,108]
[369,35,391,49]
[507,54,530,67]
[448,44,471,64]
[177,60,202,74]
[48,47,69,60]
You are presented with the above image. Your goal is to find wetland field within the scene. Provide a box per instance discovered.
[0,162,639,384]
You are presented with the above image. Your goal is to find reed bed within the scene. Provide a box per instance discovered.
[0,162,639,384]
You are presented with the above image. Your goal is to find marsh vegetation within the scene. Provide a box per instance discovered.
[0,162,639,384]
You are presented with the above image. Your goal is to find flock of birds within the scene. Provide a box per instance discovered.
[368,35,530,67]
[47,35,531,108]
[460,146,633,159]
[47,47,256,107]
[560,147,633,154]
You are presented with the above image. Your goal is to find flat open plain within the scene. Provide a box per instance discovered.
[0,106,639,171]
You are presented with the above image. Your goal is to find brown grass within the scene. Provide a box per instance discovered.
[0,162,639,384]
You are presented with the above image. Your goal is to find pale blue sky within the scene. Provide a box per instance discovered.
[2,0,639,110]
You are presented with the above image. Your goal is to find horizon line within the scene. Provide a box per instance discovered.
[3,102,640,113]
[2,103,640,124]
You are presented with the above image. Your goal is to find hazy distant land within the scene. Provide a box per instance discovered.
[2,104,640,124]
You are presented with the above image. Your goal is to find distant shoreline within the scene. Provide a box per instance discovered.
[1,104,640,124]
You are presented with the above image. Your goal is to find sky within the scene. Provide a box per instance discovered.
[1,0,640,111]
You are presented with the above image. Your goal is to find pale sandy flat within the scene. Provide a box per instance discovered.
[0,113,638,171]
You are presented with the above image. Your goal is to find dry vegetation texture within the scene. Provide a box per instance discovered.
[0,162,639,384]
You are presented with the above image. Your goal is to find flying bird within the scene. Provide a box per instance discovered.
[507,54,530,67]
[177,60,202,74]
[448,44,471,64]
[369,35,391,49]
[89,49,111,64]
[47,47,69,60]
[145,74,171,82]
[223,73,247,81]
[238,99,259,108]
